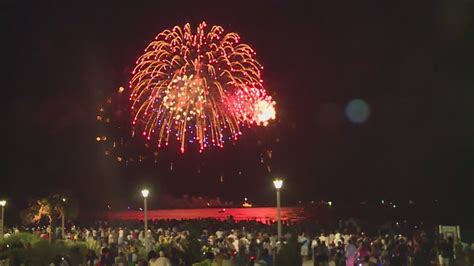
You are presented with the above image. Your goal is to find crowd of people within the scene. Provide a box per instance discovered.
[3,217,474,265]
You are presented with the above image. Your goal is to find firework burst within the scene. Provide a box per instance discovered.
[129,22,275,152]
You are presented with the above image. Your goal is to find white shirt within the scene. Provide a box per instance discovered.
[154,256,171,266]
[329,234,335,245]
[319,235,327,245]
[343,234,350,244]
[232,239,239,252]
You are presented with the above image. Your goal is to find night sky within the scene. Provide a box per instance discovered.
[2,1,473,214]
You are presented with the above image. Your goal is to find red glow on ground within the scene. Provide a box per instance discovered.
[106,207,306,222]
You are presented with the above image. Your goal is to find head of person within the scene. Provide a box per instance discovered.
[206,252,215,260]
[101,247,109,255]
[147,250,157,261]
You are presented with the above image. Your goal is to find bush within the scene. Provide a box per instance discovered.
[0,233,41,263]
[65,242,88,265]
[85,238,101,254]
[0,232,41,247]
[0,233,87,265]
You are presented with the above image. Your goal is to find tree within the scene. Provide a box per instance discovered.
[21,194,76,227]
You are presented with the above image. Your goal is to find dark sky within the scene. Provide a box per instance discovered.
[2,1,473,212]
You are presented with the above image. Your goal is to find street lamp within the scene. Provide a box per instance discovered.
[273,179,283,241]
[141,189,150,251]
[61,197,66,240]
[141,189,149,231]
[0,200,6,240]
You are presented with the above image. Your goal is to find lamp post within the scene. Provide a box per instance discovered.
[0,200,6,240]
[61,197,66,240]
[273,179,283,241]
[141,189,150,251]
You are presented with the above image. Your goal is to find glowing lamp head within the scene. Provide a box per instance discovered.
[0,200,6,207]
[273,179,283,189]
[62,197,66,203]
[141,189,149,198]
